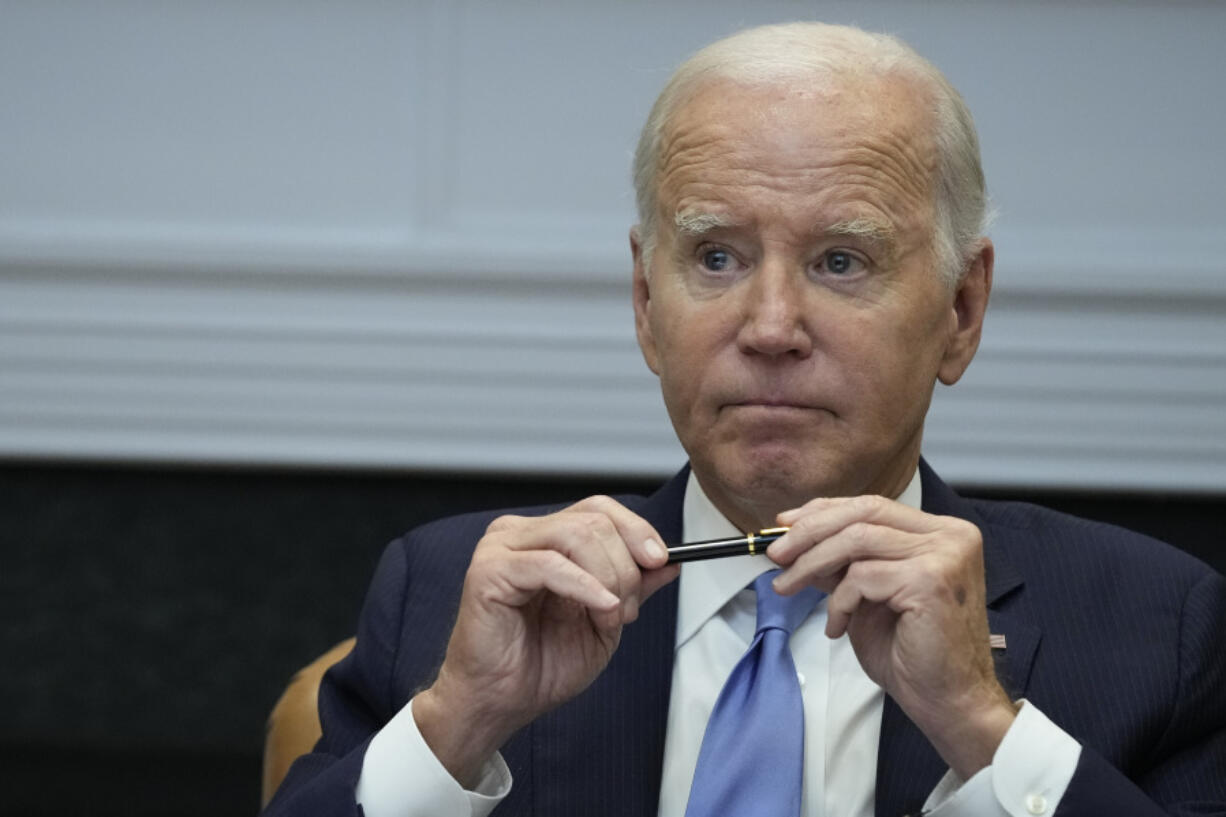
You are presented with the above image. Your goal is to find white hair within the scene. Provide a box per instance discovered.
[631,22,993,287]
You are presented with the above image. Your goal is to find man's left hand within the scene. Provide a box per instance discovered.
[766,495,1018,779]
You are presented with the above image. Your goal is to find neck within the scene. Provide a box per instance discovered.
[695,456,921,533]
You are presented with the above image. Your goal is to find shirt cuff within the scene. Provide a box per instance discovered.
[356,694,512,817]
[923,700,1081,817]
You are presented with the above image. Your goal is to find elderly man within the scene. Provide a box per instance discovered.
[265,21,1226,817]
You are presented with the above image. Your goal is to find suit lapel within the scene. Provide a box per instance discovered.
[919,460,1040,697]
[874,694,948,817]
[875,461,1041,816]
[530,469,687,816]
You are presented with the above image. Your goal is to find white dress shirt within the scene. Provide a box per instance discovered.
[356,467,1082,817]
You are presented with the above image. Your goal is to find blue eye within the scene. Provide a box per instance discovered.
[826,251,854,274]
[822,250,866,276]
[701,248,733,272]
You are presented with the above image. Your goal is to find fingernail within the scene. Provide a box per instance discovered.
[644,537,666,561]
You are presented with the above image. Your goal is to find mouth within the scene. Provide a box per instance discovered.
[729,398,821,410]
[724,399,829,417]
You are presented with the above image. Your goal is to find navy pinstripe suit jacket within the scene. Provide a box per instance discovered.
[265,461,1226,816]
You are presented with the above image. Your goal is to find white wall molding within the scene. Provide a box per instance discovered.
[4,224,1225,297]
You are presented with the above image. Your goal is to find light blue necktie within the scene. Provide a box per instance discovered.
[684,569,824,817]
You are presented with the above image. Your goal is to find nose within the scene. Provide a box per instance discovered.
[736,261,813,359]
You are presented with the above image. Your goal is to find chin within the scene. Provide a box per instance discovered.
[713,446,844,519]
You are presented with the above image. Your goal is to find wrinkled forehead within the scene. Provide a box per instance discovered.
[654,74,940,224]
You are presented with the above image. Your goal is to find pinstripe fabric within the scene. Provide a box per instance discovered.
[264,461,1226,817]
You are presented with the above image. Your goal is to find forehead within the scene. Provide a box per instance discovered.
[655,76,937,238]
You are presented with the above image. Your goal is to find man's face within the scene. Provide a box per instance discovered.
[632,76,990,530]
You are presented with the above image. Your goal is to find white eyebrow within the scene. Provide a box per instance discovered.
[673,209,738,236]
[825,217,897,246]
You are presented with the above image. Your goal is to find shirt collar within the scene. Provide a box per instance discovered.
[675,466,923,649]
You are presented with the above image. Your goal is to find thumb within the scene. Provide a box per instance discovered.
[640,563,681,601]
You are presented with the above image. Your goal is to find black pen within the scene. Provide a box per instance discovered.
[665,527,789,563]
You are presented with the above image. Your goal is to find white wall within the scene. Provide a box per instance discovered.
[2,1,1224,490]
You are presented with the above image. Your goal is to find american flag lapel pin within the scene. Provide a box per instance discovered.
[989,634,1007,650]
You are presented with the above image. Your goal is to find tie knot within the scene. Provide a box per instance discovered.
[753,569,823,635]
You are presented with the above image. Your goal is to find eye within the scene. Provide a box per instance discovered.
[701,248,734,272]
[820,250,864,276]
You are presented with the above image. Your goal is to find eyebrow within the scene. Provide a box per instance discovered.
[673,209,741,236]
[671,209,901,257]
[824,217,898,247]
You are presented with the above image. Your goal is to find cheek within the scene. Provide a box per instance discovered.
[654,327,705,405]
[650,304,727,415]
[833,308,944,407]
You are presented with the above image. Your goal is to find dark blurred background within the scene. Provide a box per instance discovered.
[1,461,1221,817]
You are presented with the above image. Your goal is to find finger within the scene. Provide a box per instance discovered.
[823,559,906,638]
[638,563,681,605]
[491,500,663,572]
[769,495,942,564]
[485,502,660,621]
[553,511,644,622]
[493,512,627,586]
[773,522,916,594]
[491,548,621,614]
[571,495,668,569]
[773,495,836,525]
[777,494,941,536]
[561,498,663,622]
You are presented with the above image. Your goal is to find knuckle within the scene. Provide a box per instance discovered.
[560,512,601,544]
[576,494,617,515]
[829,583,856,610]
[958,520,983,548]
[466,548,494,575]
[473,532,505,559]
[467,543,515,582]
[790,512,819,538]
[942,514,977,537]
[942,517,983,556]
[850,494,880,516]
[582,512,618,539]
[485,514,522,535]
[846,521,873,549]
[915,556,947,586]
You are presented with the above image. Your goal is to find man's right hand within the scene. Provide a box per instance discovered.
[411,495,679,788]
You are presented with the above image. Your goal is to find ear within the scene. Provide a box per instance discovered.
[938,239,993,386]
[630,227,661,375]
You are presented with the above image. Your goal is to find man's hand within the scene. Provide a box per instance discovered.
[767,495,1017,780]
[413,496,679,788]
